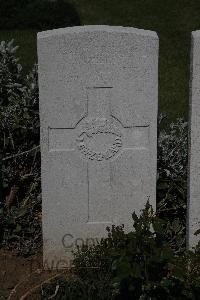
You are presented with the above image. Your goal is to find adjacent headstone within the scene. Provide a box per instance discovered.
[38,25,158,268]
[188,30,200,248]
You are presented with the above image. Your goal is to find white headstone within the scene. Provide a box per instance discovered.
[188,30,200,248]
[38,25,158,268]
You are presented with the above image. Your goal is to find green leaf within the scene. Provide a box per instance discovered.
[157,181,170,190]
[152,219,165,234]
[23,111,30,120]
[131,262,143,278]
[112,280,120,289]
[15,224,22,233]
[194,229,200,236]
[161,247,174,260]
[172,219,182,233]
[18,208,27,218]
[132,211,138,222]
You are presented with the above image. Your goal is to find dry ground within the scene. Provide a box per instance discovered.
[0,249,68,299]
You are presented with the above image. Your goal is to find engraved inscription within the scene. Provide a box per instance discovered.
[77,118,122,161]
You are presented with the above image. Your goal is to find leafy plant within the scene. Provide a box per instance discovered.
[0,39,23,107]
[157,116,188,252]
[0,40,41,255]
[0,195,41,256]
[40,204,200,299]
[41,275,113,300]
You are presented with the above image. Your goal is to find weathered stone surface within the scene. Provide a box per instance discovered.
[188,30,200,248]
[38,25,158,268]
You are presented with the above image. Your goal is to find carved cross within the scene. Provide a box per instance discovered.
[49,87,149,223]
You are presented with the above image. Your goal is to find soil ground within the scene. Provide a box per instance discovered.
[0,249,66,299]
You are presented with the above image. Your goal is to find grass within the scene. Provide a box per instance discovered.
[1,0,200,121]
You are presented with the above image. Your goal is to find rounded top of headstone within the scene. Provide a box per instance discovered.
[37,25,158,40]
[191,30,200,39]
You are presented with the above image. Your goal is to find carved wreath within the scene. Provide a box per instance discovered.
[77,118,122,161]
